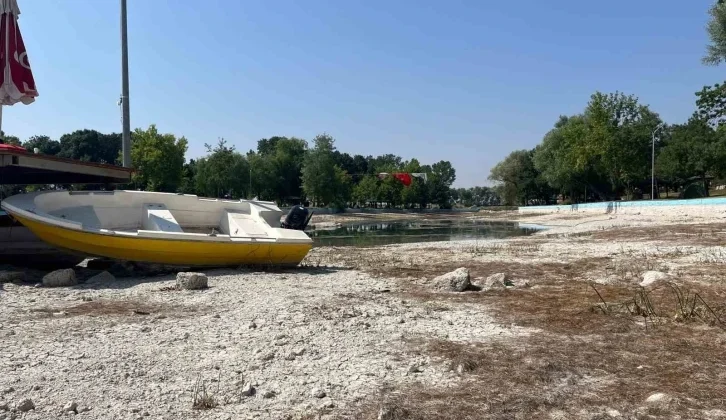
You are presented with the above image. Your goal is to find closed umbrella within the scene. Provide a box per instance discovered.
[0,0,37,143]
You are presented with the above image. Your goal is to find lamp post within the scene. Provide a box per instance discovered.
[651,122,664,200]
[120,0,131,168]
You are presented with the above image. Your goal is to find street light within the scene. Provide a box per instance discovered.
[651,122,665,200]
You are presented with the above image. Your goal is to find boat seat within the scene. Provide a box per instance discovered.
[142,203,184,233]
[220,210,268,238]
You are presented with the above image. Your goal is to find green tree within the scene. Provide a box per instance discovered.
[704,1,726,65]
[271,137,307,203]
[130,124,188,192]
[23,135,61,155]
[657,117,723,196]
[196,139,249,198]
[301,133,350,207]
[0,131,21,146]
[58,129,121,164]
[352,175,379,207]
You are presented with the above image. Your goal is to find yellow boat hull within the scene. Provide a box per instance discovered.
[12,214,312,266]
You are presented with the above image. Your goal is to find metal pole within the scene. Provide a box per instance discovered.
[651,123,664,200]
[120,0,131,168]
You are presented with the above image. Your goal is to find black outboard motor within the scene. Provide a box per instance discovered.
[282,205,313,231]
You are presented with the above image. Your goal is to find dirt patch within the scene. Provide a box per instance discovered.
[592,223,726,246]
[30,298,202,318]
[343,279,726,419]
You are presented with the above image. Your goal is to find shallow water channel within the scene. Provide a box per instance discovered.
[307,219,542,247]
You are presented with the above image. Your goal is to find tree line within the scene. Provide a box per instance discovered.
[2,126,468,209]
[489,1,726,206]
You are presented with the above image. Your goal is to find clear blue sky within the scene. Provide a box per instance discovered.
[5,0,725,187]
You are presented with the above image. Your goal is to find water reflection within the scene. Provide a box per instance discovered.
[307,220,540,247]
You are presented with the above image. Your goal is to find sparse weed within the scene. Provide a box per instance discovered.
[191,374,219,410]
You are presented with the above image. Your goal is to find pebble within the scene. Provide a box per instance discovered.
[311,388,326,398]
[284,352,296,361]
[262,390,276,399]
[293,346,306,356]
[240,382,255,397]
[248,321,257,329]
[15,399,34,412]
[62,401,77,413]
[0,402,7,411]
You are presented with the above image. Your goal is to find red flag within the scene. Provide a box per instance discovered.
[392,173,412,186]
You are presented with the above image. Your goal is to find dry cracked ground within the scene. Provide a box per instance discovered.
[2,211,726,419]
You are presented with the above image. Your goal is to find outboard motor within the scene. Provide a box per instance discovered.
[282,205,313,231]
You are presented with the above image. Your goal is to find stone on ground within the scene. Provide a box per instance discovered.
[311,387,326,398]
[42,269,77,287]
[15,398,34,412]
[483,272,507,289]
[87,271,115,284]
[645,392,671,405]
[62,401,77,413]
[431,267,470,292]
[640,271,669,287]
[176,272,208,290]
[0,271,24,283]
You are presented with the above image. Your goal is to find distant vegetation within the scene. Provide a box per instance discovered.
[488,1,726,206]
[1,127,496,210]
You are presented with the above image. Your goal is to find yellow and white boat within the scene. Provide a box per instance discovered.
[0,190,313,266]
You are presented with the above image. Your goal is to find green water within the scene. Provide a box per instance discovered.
[307,219,541,247]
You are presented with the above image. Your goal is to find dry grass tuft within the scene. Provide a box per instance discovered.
[191,374,218,410]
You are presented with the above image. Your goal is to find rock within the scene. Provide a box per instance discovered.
[431,268,470,292]
[311,388,326,398]
[262,390,276,399]
[175,272,208,290]
[0,402,7,411]
[606,409,622,418]
[107,261,136,277]
[15,399,34,412]
[33,283,42,288]
[247,321,257,329]
[42,269,77,287]
[318,399,335,409]
[0,272,24,283]
[240,382,255,397]
[284,352,296,361]
[77,406,91,413]
[257,351,275,361]
[408,363,424,373]
[640,271,669,287]
[2,388,13,394]
[62,401,77,413]
[292,346,306,356]
[645,392,671,405]
[87,271,115,284]
[483,273,507,289]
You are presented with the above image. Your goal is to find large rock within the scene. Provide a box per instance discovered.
[176,272,208,290]
[42,269,77,287]
[640,271,669,287]
[86,271,116,284]
[431,268,470,292]
[0,271,25,283]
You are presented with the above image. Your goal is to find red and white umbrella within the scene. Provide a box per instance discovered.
[0,0,37,142]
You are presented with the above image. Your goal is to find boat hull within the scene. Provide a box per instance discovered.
[12,214,312,267]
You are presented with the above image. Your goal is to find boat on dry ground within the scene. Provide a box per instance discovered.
[1,190,313,266]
